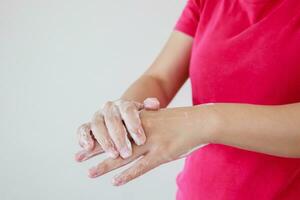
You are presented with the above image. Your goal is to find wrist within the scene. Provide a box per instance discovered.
[139,104,222,148]
[201,103,223,144]
[186,103,223,146]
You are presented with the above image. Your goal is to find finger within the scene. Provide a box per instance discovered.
[75,143,104,162]
[131,101,144,110]
[77,123,95,151]
[91,109,119,159]
[118,100,146,145]
[143,97,160,110]
[103,102,132,159]
[111,154,159,186]
[88,144,147,178]
[115,99,144,110]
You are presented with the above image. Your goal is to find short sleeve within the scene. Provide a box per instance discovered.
[173,0,201,37]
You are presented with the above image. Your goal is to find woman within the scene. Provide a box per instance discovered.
[75,0,300,199]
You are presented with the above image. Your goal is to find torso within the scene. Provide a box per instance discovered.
[176,0,300,199]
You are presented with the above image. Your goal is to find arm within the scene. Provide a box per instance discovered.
[204,102,300,158]
[75,31,193,160]
[120,31,193,108]
[141,102,300,158]
[145,103,300,158]
[87,103,300,185]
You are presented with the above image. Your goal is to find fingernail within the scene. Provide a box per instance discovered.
[75,152,85,162]
[82,139,91,150]
[108,150,119,159]
[136,128,146,145]
[112,177,124,186]
[144,98,160,109]
[83,143,90,151]
[131,134,140,145]
[88,166,100,178]
[120,147,131,159]
[83,140,94,151]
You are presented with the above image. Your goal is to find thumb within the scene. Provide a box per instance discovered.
[143,97,160,110]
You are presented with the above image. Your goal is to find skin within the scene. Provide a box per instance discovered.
[75,31,300,186]
[76,30,192,160]
[76,97,160,159]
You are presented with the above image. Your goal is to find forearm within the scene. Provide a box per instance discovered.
[155,103,300,158]
[120,31,193,108]
[120,74,170,108]
[185,103,300,158]
[207,103,300,158]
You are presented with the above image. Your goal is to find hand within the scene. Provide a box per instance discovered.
[83,106,210,186]
[75,97,160,160]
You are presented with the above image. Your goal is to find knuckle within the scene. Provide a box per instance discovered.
[120,101,134,113]
[102,139,114,151]
[82,123,90,132]
[104,105,120,119]
[103,101,113,111]
[114,99,124,106]
[91,110,104,123]
[77,123,90,136]
[77,124,85,134]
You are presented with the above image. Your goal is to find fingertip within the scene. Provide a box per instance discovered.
[139,135,146,145]
[130,134,141,146]
[136,128,146,145]
[111,177,125,186]
[83,142,94,151]
[143,97,160,110]
[131,133,146,146]
[108,149,119,159]
[75,152,85,162]
[88,166,100,178]
[120,147,132,159]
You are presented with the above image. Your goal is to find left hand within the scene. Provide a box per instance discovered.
[75,97,160,161]
[76,106,210,186]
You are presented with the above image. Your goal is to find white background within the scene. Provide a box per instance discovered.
[0,0,192,199]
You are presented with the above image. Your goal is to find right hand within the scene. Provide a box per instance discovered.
[75,97,160,160]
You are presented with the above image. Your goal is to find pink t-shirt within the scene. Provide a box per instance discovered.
[173,0,300,199]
